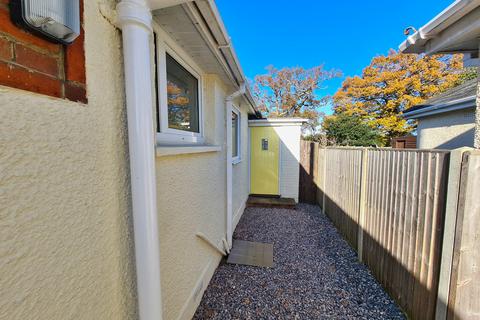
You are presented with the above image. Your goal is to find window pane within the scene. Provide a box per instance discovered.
[232,112,238,158]
[166,53,199,133]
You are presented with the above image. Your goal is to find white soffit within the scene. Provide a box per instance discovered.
[152,5,232,85]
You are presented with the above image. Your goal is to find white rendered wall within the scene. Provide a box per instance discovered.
[417,109,475,149]
[156,75,229,320]
[0,1,137,319]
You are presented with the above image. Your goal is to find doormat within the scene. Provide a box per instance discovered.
[227,240,274,268]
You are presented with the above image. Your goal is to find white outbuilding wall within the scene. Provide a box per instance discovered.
[276,125,302,201]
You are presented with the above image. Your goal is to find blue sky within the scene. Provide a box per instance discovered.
[216,0,453,113]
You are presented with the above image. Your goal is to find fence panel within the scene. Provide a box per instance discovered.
[305,144,451,320]
[447,151,480,320]
[323,148,363,250]
[362,149,449,320]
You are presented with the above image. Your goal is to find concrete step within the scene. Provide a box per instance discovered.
[246,196,296,209]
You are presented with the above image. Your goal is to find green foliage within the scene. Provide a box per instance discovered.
[323,114,381,147]
[458,67,478,84]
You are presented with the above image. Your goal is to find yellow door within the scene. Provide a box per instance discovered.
[250,127,279,195]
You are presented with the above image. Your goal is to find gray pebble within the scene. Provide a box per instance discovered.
[194,204,405,320]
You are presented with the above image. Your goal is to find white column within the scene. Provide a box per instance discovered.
[117,1,163,320]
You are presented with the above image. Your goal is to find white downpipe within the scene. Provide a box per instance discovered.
[117,1,163,320]
[225,84,246,248]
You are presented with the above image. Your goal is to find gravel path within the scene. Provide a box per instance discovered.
[193,204,405,320]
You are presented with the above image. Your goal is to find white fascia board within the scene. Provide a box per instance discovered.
[149,0,190,10]
[195,0,246,79]
[423,8,480,54]
[182,0,258,113]
[403,96,476,119]
[420,0,479,37]
[195,0,230,46]
[243,87,258,114]
[399,0,480,54]
[249,118,308,127]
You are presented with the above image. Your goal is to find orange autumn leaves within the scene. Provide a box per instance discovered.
[167,82,190,106]
[332,50,464,144]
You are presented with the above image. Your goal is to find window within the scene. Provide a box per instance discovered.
[166,53,199,133]
[232,107,241,163]
[154,26,204,145]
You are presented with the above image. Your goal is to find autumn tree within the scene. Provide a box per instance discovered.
[254,65,341,133]
[333,50,464,145]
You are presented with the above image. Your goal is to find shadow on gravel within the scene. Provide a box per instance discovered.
[193,204,406,319]
[320,194,450,320]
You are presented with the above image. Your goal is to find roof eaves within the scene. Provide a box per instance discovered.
[185,0,258,114]
[403,96,476,119]
[399,0,480,54]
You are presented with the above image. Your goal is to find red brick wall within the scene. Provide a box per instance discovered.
[0,1,87,103]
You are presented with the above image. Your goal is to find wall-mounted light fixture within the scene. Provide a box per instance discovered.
[10,0,80,45]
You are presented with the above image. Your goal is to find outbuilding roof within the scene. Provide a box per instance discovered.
[403,79,477,119]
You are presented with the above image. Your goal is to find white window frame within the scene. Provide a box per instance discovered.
[232,106,241,164]
[153,23,205,145]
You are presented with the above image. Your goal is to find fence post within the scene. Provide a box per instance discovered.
[435,147,472,320]
[449,150,480,319]
[322,148,327,212]
[357,148,369,262]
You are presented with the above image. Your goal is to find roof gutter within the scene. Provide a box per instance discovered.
[403,96,476,119]
[400,0,480,53]
[182,0,258,114]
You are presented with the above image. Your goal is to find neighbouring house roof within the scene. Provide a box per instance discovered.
[403,79,477,119]
[399,0,480,54]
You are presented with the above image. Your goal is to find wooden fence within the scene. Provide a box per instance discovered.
[443,150,480,320]
[323,148,363,250]
[363,149,449,320]
[299,141,480,320]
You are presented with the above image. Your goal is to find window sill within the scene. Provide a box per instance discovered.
[232,158,242,165]
[156,144,222,157]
